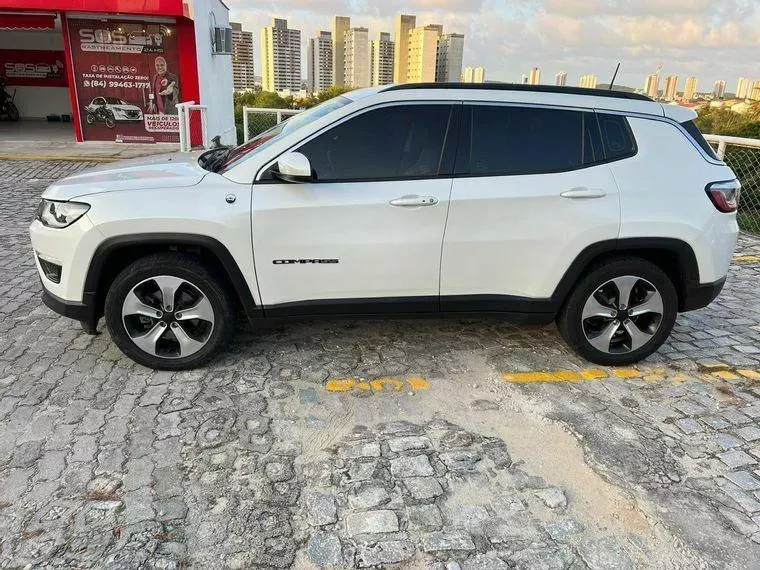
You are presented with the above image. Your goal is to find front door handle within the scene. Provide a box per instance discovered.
[389,195,439,207]
[560,187,607,199]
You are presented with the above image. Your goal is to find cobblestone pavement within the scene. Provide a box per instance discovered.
[1,159,760,568]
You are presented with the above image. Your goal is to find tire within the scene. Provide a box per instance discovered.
[7,102,19,121]
[557,257,678,366]
[86,113,95,125]
[105,115,116,128]
[104,253,235,370]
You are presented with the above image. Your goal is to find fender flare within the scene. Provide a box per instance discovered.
[83,233,262,322]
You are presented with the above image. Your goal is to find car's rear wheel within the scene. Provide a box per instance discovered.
[557,257,678,366]
[104,253,234,370]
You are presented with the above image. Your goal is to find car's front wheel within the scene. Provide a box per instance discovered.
[557,257,678,366]
[104,253,235,370]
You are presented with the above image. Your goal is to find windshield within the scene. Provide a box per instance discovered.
[104,97,127,105]
[218,96,353,172]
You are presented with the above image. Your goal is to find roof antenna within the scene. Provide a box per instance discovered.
[609,62,621,90]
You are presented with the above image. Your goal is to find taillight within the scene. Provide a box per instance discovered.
[706,179,741,213]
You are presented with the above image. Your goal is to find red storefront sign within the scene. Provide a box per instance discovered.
[66,18,181,142]
[0,49,67,87]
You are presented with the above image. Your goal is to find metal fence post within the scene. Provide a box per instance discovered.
[242,106,250,143]
[717,140,727,161]
[177,102,187,152]
[200,107,209,149]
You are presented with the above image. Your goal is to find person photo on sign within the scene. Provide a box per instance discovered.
[150,56,180,115]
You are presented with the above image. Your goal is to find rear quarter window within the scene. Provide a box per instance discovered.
[596,113,637,161]
[680,120,719,160]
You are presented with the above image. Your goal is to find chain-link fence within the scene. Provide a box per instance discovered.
[242,107,303,143]
[706,135,760,236]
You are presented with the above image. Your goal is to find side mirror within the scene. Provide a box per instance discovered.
[273,152,313,183]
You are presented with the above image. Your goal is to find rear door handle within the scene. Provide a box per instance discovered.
[560,187,607,199]
[389,195,439,207]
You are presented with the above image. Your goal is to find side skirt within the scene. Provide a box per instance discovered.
[257,295,557,326]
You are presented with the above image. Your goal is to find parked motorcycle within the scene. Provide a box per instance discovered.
[84,105,116,129]
[0,77,20,121]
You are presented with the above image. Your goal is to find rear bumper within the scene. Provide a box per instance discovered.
[42,286,98,332]
[681,277,726,312]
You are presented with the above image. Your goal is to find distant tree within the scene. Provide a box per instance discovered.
[314,85,355,104]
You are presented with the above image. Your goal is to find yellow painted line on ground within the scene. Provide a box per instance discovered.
[580,368,608,380]
[712,370,742,380]
[500,372,558,383]
[406,377,430,390]
[325,376,430,394]
[738,369,760,380]
[643,374,666,382]
[501,366,760,385]
[612,368,642,378]
[552,370,583,382]
[0,154,119,163]
[370,377,406,392]
[733,255,760,263]
[325,378,356,392]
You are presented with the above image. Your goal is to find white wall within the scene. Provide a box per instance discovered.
[0,27,71,119]
[191,0,236,146]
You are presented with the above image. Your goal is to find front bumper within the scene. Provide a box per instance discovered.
[41,286,99,333]
[680,277,726,312]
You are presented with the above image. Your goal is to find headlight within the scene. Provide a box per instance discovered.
[36,199,90,228]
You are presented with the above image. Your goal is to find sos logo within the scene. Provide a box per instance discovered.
[4,61,64,77]
[79,29,164,47]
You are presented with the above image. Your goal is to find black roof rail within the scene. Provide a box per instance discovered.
[382,82,653,102]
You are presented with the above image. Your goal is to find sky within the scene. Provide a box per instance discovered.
[226,0,760,92]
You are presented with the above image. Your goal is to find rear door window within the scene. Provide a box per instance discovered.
[455,105,601,176]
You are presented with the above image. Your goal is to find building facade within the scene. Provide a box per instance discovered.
[737,77,750,99]
[555,71,567,86]
[463,66,485,83]
[435,33,464,83]
[407,24,441,83]
[371,32,394,86]
[393,14,416,83]
[230,22,255,91]
[644,74,659,98]
[331,16,350,86]
[751,80,760,102]
[663,75,678,101]
[261,18,301,93]
[579,74,597,89]
[684,76,698,100]
[344,27,370,88]
[307,31,332,93]
[714,80,727,99]
[528,67,541,85]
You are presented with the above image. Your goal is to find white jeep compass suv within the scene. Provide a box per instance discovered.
[29,84,740,370]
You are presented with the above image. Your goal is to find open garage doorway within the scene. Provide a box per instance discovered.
[0,12,75,141]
